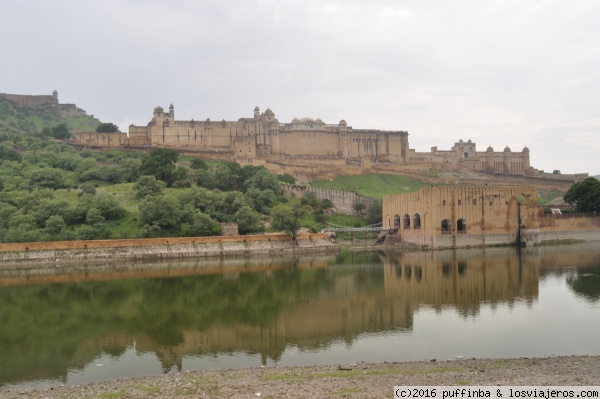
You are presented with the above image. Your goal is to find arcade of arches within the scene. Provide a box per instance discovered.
[382,186,539,248]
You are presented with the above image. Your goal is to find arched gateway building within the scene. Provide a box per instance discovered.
[383,186,540,248]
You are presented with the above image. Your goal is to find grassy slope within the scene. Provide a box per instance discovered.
[311,173,430,199]
[0,96,101,134]
[536,189,567,206]
[312,173,568,206]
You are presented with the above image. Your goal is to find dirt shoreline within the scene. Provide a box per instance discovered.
[3,355,599,398]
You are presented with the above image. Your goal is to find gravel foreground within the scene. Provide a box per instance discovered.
[2,356,599,399]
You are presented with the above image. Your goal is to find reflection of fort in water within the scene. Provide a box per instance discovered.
[132,249,543,371]
[5,244,598,386]
[382,248,539,315]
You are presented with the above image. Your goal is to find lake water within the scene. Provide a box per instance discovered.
[1,242,600,391]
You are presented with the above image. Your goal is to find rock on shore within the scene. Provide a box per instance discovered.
[2,356,598,399]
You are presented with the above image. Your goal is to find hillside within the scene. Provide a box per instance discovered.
[312,173,566,206]
[0,95,102,135]
[311,174,430,199]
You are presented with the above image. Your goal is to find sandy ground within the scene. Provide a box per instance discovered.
[2,356,599,399]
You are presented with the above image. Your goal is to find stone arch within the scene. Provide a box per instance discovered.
[441,219,451,234]
[413,213,421,230]
[457,218,467,234]
[403,214,411,230]
[393,214,400,230]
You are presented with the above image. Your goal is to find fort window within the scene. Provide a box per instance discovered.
[441,219,451,234]
[457,218,467,234]
[442,200,446,206]
[393,214,400,230]
[458,199,462,205]
[413,213,421,230]
[403,214,411,230]
[473,199,477,205]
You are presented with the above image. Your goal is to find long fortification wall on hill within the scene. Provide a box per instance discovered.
[282,184,373,214]
[0,93,58,107]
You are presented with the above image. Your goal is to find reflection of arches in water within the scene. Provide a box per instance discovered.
[405,265,412,279]
[413,213,421,230]
[403,214,411,230]
[441,219,451,234]
[442,262,451,276]
[415,266,422,281]
[458,261,467,274]
[394,261,402,277]
[457,218,467,234]
[393,214,400,229]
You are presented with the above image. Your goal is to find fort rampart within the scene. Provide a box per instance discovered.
[0,93,58,107]
[281,184,374,214]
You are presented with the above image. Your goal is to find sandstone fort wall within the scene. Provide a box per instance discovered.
[69,103,587,185]
[383,185,600,248]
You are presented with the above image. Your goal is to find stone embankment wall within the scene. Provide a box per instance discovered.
[0,234,338,265]
[281,184,373,214]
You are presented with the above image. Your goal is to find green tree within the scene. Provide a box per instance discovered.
[134,175,167,198]
[177,185,214,213]
[234,205,264,234]
[80,183,97,196]
[564,177,600,213]
[0,144,21,162]
[246,187,278,214]
[76,225,102,240]
[208,191,253,222]
[45,215,66,234]
[86,208,106,225]
[180,209,222,237]
[277,173,296,185]
[0,203,17,229]
[139,148,180,187]
[190,158,208,170]
[139,194,182,229]
[30,198,70,227]
[244,169,282,194]
[25,167,68,189]
[213,164,232,190]
[366,199,383,224]
[353,202,366,217]
[96,123,120,133]
[9,214,37,230]
[41,123,70,139]
[116,158,142,183]
[269,204,310,239]
[93,193,126,220]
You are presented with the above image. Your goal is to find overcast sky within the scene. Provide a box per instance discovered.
[2,0,599,175]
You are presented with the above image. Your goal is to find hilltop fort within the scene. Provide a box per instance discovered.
[2,93,581,185]
[0,90,84,118]
[74,103,585,184]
